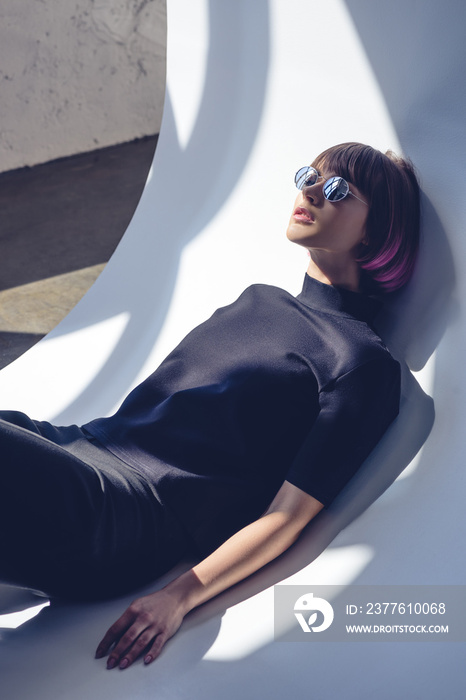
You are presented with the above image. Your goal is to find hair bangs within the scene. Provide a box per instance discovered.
[311,143,377,203]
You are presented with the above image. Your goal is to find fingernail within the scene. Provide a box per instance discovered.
[119,658,129,670]
[95,649,103,659]
[144,655,152,665]
[107,658,116,669]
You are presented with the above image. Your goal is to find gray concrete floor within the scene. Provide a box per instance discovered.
[0,135,157,369]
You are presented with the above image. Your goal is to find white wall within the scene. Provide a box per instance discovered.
[0,0,166,172]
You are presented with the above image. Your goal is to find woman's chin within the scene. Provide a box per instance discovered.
[286,227,315,249]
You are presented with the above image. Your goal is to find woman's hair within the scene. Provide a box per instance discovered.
[311,142,420,294]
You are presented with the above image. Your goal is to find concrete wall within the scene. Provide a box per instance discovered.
[0,0,166,172]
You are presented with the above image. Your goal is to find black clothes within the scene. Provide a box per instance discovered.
[0,412,191,600]
[84,274,401,559]
[0,275,400,600]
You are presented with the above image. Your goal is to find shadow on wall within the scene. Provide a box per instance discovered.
[342,0,459,373]
[51,0,271,425]
[377,193,456,371]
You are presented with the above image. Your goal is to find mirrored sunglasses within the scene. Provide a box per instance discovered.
[295,166,368,205]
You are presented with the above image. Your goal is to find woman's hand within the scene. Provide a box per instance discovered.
[95,482,322,671]
[95,588,186,670]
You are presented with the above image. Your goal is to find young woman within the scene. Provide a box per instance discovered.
[0,142,420,670]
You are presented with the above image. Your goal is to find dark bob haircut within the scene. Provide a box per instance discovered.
[311,142,420,294]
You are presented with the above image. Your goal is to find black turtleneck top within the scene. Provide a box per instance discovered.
[84,275,400,557]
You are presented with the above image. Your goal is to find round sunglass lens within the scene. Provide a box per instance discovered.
[323,176,349,201]
[295,166,318,190]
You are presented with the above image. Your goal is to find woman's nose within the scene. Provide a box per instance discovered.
[302,182,322,203]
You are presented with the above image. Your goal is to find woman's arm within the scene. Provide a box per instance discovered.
[95,481,323,670]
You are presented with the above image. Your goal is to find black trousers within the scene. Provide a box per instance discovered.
[0,411,192,601]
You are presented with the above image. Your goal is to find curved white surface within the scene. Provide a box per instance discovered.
[1,1,465,698]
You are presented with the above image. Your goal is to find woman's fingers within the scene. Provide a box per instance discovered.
[95,608,137,658]
[106,622,150,669]
[143,632,167,665]
[95,591,184,669]
[107,627,156,669]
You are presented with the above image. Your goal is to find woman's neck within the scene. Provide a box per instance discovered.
[306,253,362,293]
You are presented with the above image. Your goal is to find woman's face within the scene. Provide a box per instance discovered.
[286,168,369,258]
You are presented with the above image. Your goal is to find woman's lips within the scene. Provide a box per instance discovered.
[293,207,314,223]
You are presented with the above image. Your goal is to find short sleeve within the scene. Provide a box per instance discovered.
[285,357,401,506]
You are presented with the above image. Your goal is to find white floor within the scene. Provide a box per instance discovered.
[1,1,465,698]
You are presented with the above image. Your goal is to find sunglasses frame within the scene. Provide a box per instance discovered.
[295,166,368,206]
